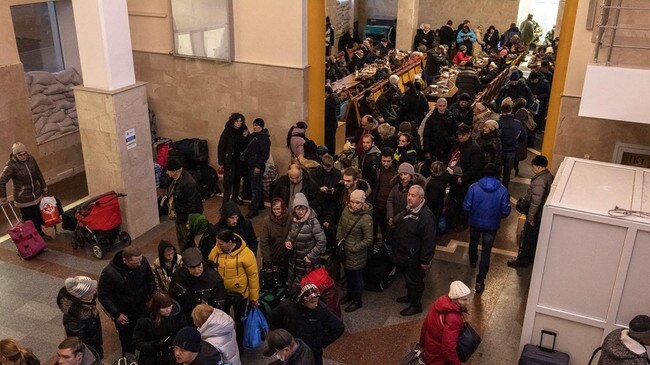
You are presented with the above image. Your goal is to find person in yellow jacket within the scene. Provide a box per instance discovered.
[208,228,259,354]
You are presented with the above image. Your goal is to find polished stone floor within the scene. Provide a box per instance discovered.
[0,160,537,365]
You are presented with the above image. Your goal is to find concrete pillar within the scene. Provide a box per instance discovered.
[71,0,158,239]
[396,0,419,51]
[307,0,325,145]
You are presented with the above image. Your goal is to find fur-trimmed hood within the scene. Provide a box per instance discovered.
[57,286,98,320]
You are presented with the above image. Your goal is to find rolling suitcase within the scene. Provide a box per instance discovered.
[519,330,570,365]
[3,204,47,259]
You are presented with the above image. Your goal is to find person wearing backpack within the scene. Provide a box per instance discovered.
[287,122,310,159]
[241,118,271,218]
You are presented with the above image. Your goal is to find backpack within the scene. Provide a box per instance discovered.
[258,287,288,317]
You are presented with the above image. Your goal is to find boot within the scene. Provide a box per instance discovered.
[340,295,352,305]
[400,304,422,316]
[344,300,363,312]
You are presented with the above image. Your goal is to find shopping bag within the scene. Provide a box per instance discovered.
[40,196,62,227]
[242,306,269,350]
[398,342,425,365]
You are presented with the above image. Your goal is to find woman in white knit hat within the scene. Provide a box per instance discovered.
[0,142,49,238]
[420,280,472,364]
[56,276,103,358]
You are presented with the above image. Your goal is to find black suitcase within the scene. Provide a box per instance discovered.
[172,138,209,163]
[519,330,570,365]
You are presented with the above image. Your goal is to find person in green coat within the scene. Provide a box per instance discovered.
[337,189,374,312]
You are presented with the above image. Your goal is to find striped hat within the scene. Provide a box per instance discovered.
[65,276,97,299]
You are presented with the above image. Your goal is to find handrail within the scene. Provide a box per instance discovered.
[593,0,650,65]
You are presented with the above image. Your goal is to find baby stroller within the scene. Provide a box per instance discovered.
[70,191,132,259]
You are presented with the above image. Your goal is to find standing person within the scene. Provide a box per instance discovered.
[287,121,310,159]
[483,25,500,52]
[166,158,204,248]
[173,327,221,365]
[477,120,503,174]
[98,246,156,355]
[391,185,436,316]
[218,113,249,204]
[0,142,49,238]
[191,304,240,365]
[439,20,455,53]
[240,118,271,218]
[324,86,341,154]
[456,24,476,56]
[208,229,260,353]
[527,71,551,134]
[463,164,511,293]
[386,163,427,228]
[272,164,319,211]
[423,45,449,85]
[393,133,418,166]
[449,93,474,127]
[596,314,650,365]
[214,201,259,256]
[132,291,187,365]
[418,24,436,50]
[337,190,373,312]
[152,240,185,293]
[508,156,554,268]
[183,214,209,252]
[371,148,397,240]
[422,98,457,164]
[497,100,527,190]
[520,14,535,51]
[425,161,450,223]
[262,329,315,365]
[358,135,381,191]
[0,339,40,365]
[325,17,334,56]
[420,281,472,365]
[260,197,291,271]
[285,193,327,294]
[170,248,227,323]
[268,284,345,365]
[56,276,103,358]
[455,64,481,101]
[55,337,101,365]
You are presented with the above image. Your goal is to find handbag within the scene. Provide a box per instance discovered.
[515,196,531,214]
[242,306,269,350]
[398,342,425,365]
[335,214,363,261]
[440,313,482,363]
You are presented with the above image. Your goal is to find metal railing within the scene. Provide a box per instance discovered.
[593,0,650,65]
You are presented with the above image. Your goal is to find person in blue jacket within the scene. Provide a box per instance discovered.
[463,163,511,293]
[456,25,477,56]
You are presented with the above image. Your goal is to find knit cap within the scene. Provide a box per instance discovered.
[398,121,412,133]
[629,315,650,339]
[350,189,366,203]
[484,120,499,131]
[65,276,98,299]
[398,162,415,175]
[12,142,27,155]
[174,327,202,352]
[449,280,471,299]
[299,283,320,303]
[389,75,400,85]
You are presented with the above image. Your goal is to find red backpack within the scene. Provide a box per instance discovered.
[301,267,341,317]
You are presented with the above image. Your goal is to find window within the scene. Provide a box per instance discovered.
[11,2,64,73]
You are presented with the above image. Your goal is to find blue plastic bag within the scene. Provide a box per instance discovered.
[242,306,269,350]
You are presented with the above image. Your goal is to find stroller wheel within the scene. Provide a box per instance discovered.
[119,231,132,246]
[92,244,104,259]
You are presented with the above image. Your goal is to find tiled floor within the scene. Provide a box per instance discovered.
[0,160,538,365]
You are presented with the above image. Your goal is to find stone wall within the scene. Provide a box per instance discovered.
[418,0,520,34]
[132,51,308,173]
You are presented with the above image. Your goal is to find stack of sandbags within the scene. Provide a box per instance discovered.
[25,68,82,144]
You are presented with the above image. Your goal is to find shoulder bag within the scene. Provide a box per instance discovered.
[335,214,363,260]
[515,196,531,215]
[440,312,482,363]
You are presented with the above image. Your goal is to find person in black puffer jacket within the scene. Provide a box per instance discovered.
[455,64,481,100]
[166,159,204,246]
[422,98,458,164]
[0,142,48,237]
[477,120,503,175]
[132,292,187,365]
[268,284,345,365]
[98,247,156,355]
[240,118,271,218]
[218,113,250,204]
[57,276,103,358]
[214,201,259,256]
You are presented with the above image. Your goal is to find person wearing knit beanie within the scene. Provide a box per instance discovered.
[11,142,27,156]
[448,280,471,299]
[349,189,366,204]
[57,276,103,357]
[483,120,499,131]
[173,326,225,364]
[398,162,415,176]
[65,276,98,299]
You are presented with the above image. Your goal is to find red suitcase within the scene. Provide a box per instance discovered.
[3,204,47,259]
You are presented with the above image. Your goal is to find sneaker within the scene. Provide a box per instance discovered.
[344,301,363,312]
[396,295,409,303]
[507,259,529,268]
[400,305,422,316]
[475,282,485,293]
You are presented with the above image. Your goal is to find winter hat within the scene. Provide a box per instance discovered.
[11,142,27,155]
[64,276,98,299]
[531,155,548,167]
[459,45,467,52]
[263,329,294,357]
[173,327,202,352]
[509,72,521,81]
[166,158,183,171]
[398,121,412,134]
[253,118,265,128]
[484,120,499,131]
[182,247,203,268]
[449,280,471,299]
[629,315,650,339]
[299,283,320,303]
[398,162,415,175]
[350,189,366,203]
[483,163,500,178]
[292,193,309,209]
[459,93,471,102]
[389,75,400,85]
[456,124,471,135]
[321,154,334,168]
[528,71,542,80]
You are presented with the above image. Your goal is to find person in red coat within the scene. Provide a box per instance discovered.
[420,281,472,364]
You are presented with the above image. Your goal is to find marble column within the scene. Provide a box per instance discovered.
[396,0,419,51]
[71,0,158,239]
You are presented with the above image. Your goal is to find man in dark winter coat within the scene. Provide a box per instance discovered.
[391,185,436,316]
[527,71,551,132]
[98,247,156,354]
[497,101,527,190]
[218,113,250,204]
[324,86,341,154]
[323,167,371,234]
[57,276,103,358]
[241,118,271,218]
[310,155,342,248]
[439,20,455,51]
[449,93,474,127]
[455,63,481,100]
[463,164,510,293]
[495,72,534,112]
[398,82,429,125]
[268,284,345,365]
[214,201,259,255]
[371,148,398,239]
[423,45,449,84]
[170,248,227,323]
[272,164,319,210]
[422,98,458,164]
[173,326,222,365]
[358,134,382,190]
[596,314,650,365]
[263,329,315,365]
[166,158,204,246]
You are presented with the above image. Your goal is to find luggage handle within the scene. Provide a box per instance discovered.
[539,330,558,353]
[1,204,21,228]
